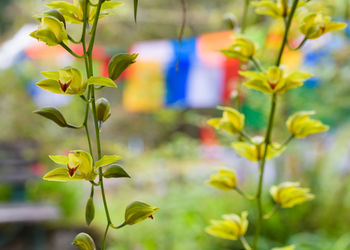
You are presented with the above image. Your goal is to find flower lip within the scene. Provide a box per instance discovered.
[67,163,80,177]
[58,79,72,92]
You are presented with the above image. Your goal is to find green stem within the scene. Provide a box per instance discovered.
[250,57,264,72]
[287,37,308,51]
[242,0,250,33]
[235,187,256,201]
[253,93,277,249]
[60,42,85,58]
[263,204,279,220]
[102,223,110,250]
[253,1,299,248]
[280,134,294,148]
[276,0,300,67]
[240,236,252,250]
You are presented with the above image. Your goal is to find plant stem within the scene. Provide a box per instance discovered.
[60,42,85,58]
[242,0,250,33]
[240,236,252,250]
[252,1,299,248]
[250,57,264,72]
[276,0,300,67]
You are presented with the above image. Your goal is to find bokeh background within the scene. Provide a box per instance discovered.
[0,0,350,249]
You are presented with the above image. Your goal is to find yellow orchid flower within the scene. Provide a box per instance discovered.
[46,0,122,24]
[252,0,306,19]
[232,136,285,162]
[43,150,96,182]
[30,15,68,46]
[272,245,295,250]
[206,211,249,240]
[240,66,312,94]
[299,12,347,39]
[36,67,87,95]
[124,201,159,225]
[221,37,256,62]
[270,182,314,208]
[286,111,329,138]
[206,168,238,191]
[208,106,245,134]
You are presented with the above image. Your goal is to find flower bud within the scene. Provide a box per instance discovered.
[206,168,237,191]
[286,111,329,138]
[270,182,314,208]
[30,15,68,46]
[299,13,347,39]
[124,201,159,225]
[221,37,256,62]
[72,232,96,250]
[206,211,248,240]
[96,98,111,123]
[208,106,245,134]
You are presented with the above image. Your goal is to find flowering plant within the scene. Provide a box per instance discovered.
[206,0,345,249]
[31,1,158,249]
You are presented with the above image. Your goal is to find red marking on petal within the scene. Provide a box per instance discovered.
[67,163,79,177]
[149,215,154,220]
[58,80,72,93]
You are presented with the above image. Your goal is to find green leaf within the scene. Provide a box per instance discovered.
[85,197,95,226]
[103,165,130,178]
[86,76,116,88]
[34,107,68,127]
[94,155,122,169]
[72,232,96,250]
[43,168,83,182]
[133,0,139,23]
[108,53,138,80]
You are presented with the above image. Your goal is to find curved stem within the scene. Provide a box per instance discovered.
[60,43,85,58]
[263,204,279,220]
[235,187,256,201]
[280,134,294,148]
[250,57,264,72]
[287,36,308,51]
[68,34,81,44]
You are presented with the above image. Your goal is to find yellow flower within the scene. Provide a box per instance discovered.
[240,67,312,94]
[36,67,86,95]
[30,16,68,46]
[208,106,245,134]
[221,37,256,62]
[206,168,238,191]
[46,0,122,24]
[299,13,347,39]
[206,212,248,240]
[252,0,306,19]
[270,182,314,208]
[232,136,285,162]
[286,111,329,138]
[272,245,295,250]
[124,201,159,225]
[43,150,96,181]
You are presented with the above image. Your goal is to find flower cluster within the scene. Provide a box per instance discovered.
[205,1,345,249]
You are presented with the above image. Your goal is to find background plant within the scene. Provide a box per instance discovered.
[30,0,158,249]
[205,1,346,250]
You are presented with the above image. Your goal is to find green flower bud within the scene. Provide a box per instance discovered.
[96,98,111,122]
[72,232,96,250]
[125,201,159,225]
[30,16,68,46]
